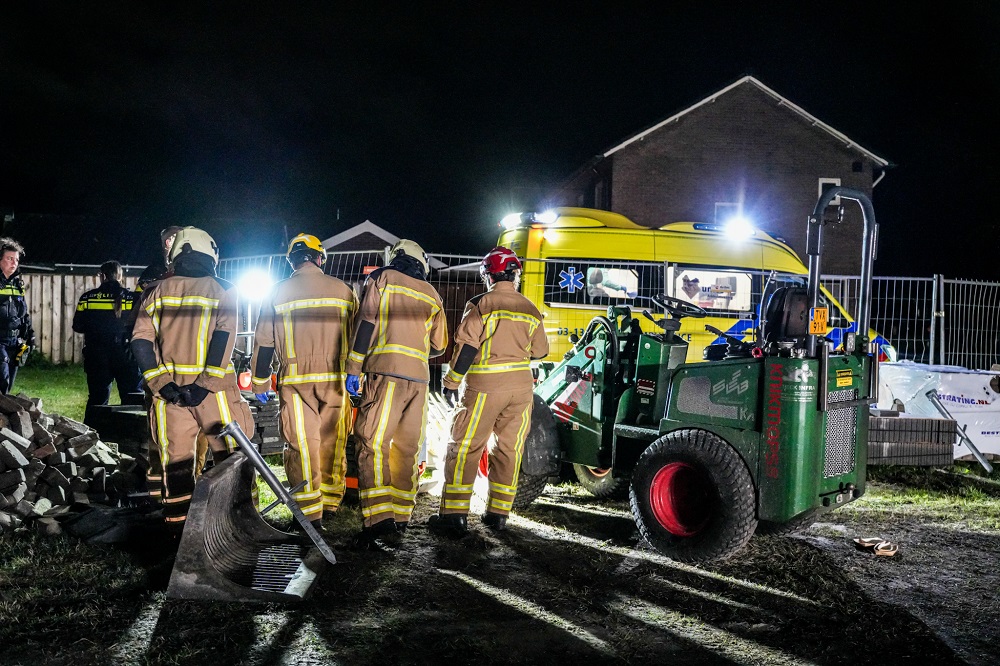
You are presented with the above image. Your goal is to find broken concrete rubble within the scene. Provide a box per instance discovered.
[0,392,146,536]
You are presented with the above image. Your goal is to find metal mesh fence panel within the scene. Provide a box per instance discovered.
[822,275,937,364]
[941,278,1000,370]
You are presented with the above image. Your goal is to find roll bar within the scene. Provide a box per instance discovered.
[805,187,878,357]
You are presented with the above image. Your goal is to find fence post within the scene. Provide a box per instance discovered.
[929,274,937,365]
[936,274,946,366]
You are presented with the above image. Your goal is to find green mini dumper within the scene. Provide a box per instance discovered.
[514,187,880,562]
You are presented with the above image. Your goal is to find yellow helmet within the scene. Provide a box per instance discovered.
[167,226,219,266]
[387,239,429,275]
[287,233,326,265]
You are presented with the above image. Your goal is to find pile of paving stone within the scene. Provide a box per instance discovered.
[0,393,142,536]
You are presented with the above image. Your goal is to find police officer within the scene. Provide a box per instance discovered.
[130,227,254,529]
[0,237,35,394]
[346,239,448,543]
[251,233,358,528]
[429,247,548,536]
[73,260,142,424]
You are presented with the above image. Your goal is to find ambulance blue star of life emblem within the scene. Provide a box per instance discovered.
[559,267,584,293]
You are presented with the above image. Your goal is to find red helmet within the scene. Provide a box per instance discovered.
[481,246,522,276]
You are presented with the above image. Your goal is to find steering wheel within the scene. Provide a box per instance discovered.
[652,293,708,319]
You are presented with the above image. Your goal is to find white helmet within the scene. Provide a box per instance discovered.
[168,226,219,266]
[386,239,429,275]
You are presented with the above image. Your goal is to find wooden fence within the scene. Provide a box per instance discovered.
[22,273,139,365]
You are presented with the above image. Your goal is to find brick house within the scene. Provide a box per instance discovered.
[545,76,891,275]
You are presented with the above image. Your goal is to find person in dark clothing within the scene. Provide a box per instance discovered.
[73,260,142,424]
[126,226,184,339]
[0,237,35,394]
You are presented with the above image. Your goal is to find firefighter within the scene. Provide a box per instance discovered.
[251,233,358,528]
[130,227,254,529]
[429,247,548,536]
[346,239,448,543]
[0,237,35,394]
[127,226,208,504]
[72,260,142,425]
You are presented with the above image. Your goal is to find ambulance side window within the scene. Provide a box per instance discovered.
[668,266,753,313]
[543,260,660,308]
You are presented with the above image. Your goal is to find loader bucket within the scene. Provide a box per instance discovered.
[166,452,327,602]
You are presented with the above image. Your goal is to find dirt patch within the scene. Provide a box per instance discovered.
[1,471,997,665]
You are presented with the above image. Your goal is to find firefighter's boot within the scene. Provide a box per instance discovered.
[428,513,469,538]
[481,511,507,532]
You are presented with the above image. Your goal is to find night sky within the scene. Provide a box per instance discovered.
[2,3,998,277]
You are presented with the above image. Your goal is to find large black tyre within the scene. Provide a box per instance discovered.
[511,471,550,509]
[756,510,817,536]
[630,429,757,563]
[573,464,630,499]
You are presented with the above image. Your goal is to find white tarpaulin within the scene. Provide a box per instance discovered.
[877,361,1000,458]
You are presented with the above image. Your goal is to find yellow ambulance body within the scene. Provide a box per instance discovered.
[497,207,894,363]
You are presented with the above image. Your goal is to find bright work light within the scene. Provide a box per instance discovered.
[237,269,274,301]
[501,213,522,230]
[723,215,755,239]
[535,210,557,225]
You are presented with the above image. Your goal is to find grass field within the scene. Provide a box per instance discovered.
[13,361,93,422]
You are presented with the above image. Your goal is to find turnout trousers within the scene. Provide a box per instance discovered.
[148,388,254,525]
[278,382,352,519]
[442,386,533,517]
[354,373,427,528]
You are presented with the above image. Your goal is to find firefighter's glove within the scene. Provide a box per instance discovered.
[178,383,211,407]
[443,387,459,408]
[255,392,270,404]
[159,382,184,404]
[346,374,360,397]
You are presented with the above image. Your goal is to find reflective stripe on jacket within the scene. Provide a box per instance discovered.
[131,275,240,393]
[444,281,548,392]
[72,281,136,348]
[251,263,358,391]
[346,267,448,382]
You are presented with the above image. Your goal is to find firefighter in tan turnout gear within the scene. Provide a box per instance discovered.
[130,227,254,529]
[251,233,358,529]
[345,239,448,544]
[429,247,548,536]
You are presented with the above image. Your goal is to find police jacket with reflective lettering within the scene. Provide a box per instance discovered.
[0,272,33,346]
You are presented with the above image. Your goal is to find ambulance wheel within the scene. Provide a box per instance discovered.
[630,429,757,563]
[756,510,817,536]
[573,464,630,499]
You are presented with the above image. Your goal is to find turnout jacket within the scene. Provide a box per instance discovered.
[0,272,33,346]
[131,275,240,394]
[443,281,548,392]
[251,262,358,392]
[72,280,136,348]
[346,266,448,383]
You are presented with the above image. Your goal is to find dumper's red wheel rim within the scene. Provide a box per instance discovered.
[649,462,711,537]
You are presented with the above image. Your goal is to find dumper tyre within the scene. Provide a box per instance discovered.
[756,510,817,536]
[475,451,552,510]
[630,429,757,563]
[573,464,630,499]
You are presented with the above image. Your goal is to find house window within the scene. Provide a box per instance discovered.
[819,178,841,206]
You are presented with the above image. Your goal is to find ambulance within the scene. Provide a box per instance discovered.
[496,207,896,364]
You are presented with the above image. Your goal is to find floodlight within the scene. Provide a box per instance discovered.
[723,215,755,239]
[501,213,522,230]
[237,269,274,301]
